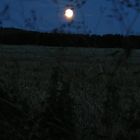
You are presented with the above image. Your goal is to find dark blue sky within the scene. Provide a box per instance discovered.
[0,0,140,35]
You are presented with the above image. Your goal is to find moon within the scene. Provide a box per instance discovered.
[64,8,74,20]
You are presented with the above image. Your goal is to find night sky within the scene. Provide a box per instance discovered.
[0,0,140,35]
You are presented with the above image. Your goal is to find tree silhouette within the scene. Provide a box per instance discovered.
[107,0,140,35]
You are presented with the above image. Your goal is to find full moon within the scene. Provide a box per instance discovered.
[64,8,74,20]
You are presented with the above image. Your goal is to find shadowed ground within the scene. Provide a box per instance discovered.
[0,28,140,140]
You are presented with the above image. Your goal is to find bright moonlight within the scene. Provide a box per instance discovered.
[64,8,74,20]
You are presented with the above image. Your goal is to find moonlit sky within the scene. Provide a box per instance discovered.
[0,0,140,35]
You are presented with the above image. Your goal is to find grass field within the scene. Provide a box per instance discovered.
[0,44,140,140]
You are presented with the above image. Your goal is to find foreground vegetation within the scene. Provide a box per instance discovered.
[0,45,140,140]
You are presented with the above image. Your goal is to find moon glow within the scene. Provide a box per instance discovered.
[64,8,74,20]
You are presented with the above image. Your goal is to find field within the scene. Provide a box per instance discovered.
[0,44,140,140]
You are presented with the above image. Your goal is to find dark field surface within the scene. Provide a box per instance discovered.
[0,44,140,140]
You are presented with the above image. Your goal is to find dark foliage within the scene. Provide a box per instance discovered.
[0,28,140,48]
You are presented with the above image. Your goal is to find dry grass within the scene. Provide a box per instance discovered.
[0,45,140,140]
